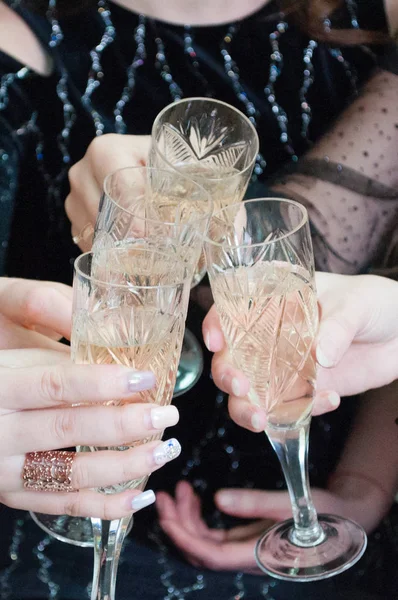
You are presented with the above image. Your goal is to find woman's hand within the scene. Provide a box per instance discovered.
[0,277,73,350]
[0,347,181,518]
[0,278,181,519]
[65,134,151,251]
[314,272,398,394]
[157,479,387,573]
[203,272,398,432]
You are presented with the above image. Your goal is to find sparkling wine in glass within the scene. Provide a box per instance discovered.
[150,97,259,217]
[30,166,211,547]
[150,97,259,397]
[94,165,213,395]
[95,165,213,289]
[205,198,367,581]
[73,247,191,599]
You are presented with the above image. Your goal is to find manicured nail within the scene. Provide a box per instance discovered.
[316,344,334,368]
[131,490,156,511]
[231,377,241,397]
[148,405,179,430]
[204,329,211,351]
[153,438,181,465]
[127,371,155,393]
[327,391,340,407]
[251,412,262,431]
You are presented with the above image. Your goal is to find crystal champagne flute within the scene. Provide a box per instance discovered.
[94,165,213,289]
[150,98,259,215]
[204,198,367,581]
[73,246,191,599]
[150,97,259,396]
[30,166,211,546]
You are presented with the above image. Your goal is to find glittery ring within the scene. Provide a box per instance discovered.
[23,451,76,493]
[72,223,94,246]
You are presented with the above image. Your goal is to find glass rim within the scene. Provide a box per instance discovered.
[102,165,213,227]
[151,97,260,181]
[203,197,309,250]
[74,249,192,290]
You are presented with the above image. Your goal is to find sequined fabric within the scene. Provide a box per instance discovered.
[0,1,397,598]
[0,0,394,279]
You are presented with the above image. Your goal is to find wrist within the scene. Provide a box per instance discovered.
[328,470,395,509]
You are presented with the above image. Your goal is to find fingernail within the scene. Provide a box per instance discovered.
[217,492,233,508]
[204,329,211,351]
[148,405,179,430]
[127,371,156,393]
[131,490,156,511]
[251,412,262,431]
[231,377,241,397]
[316,344,334,368]
[153,438,181,465]
[327,391,340,407]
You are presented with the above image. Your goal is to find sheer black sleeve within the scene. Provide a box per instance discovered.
[269,69,398,274]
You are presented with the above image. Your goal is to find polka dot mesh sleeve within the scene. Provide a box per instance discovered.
[271,69,398,275]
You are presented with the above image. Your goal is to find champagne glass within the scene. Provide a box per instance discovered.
[204,198,367,581]
[150,97,259,396]
[94,165,213,394]
[73,247,191,600]
[94,165,213,289]
[31,166,211,546]
[150,97,259,215]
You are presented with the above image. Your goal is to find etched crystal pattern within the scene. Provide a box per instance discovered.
[211,261,318,429]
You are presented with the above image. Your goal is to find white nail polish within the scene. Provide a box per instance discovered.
[204,329,211,350]
[131,490,156,511]
[328,391,340,407]
[150,405,179,430]
[231,377,241,396]
[251,413,262,430]
[316,345,334,368]
[153,438,181,465]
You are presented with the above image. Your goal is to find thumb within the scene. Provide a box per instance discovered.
[203,304,225,352]
[215,488,292,520]
[316,275,365,368]
[316,313,359,369]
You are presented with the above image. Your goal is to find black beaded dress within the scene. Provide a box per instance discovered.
[0,1,397,599]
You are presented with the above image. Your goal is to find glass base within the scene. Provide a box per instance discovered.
[255,514,367,582]
[30,512,94,547]
[29,512,133,548]
[173,328,204,398]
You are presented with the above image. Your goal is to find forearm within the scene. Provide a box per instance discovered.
[328,381,398,529]
[271,69,398,274]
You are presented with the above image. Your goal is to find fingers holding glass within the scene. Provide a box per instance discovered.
[2,488,157,521]
[0,345,181,515]
[1,402,179,457]
[1,437,181,499]
[204,198,367,581]
[68,244,191,597]
[0,278,73,341]
[65,134,152,253]
[0,360,156,411]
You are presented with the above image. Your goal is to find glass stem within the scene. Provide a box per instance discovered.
[91,514,133,600]
[267,419,325,547]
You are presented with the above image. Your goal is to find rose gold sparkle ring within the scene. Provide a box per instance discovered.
[23,451,77,493]
[72,222,94,247]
